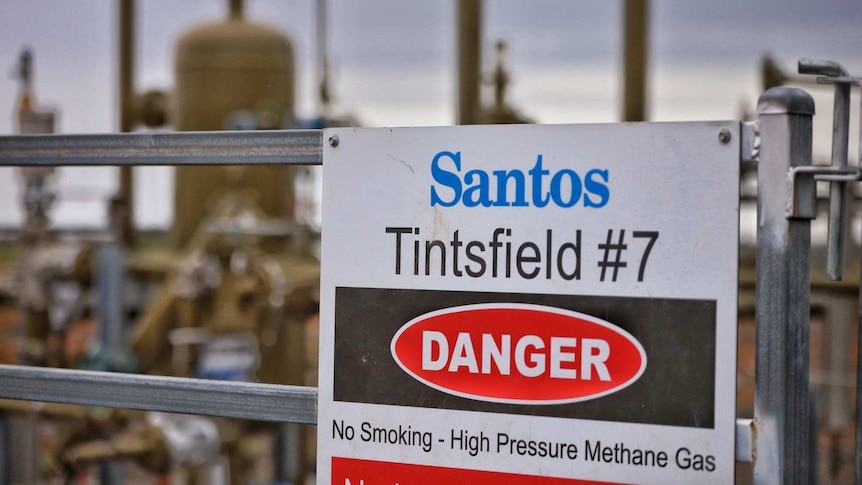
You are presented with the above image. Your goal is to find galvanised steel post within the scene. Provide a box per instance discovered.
[96,243,126,485]
[754,87,815,484]
[97,244,125,362]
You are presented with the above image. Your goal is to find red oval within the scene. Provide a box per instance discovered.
[390,303,646,404]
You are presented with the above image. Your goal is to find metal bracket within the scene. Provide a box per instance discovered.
[736,418,756,463]
[741,121,760,167]
[815,76,860,86]
[786,165,860,219]
[798,59,861,280]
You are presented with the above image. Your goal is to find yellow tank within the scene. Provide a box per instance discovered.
[173,15,295,247]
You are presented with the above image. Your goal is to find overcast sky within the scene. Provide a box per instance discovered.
[0,0,860,227]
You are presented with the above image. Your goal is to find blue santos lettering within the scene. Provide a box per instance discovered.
[463,169,492,207]
[430,151,462,207]
[584,169,610,208]
[430,152,610,208]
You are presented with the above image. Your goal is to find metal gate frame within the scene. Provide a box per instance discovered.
[0,130,321,427]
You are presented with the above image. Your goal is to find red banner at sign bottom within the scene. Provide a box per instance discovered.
[332,457,632,485]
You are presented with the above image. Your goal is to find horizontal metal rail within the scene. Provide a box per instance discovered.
[0,365,318,424]
[0,130,322,166]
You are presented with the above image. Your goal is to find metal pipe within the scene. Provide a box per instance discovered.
[855,87,862,485]
[825,80,850,280]
[810,389,818,484]
[622,0,648,122]
[0,130,323,167]
[118,0,135,248]
[97,244,125,361]
[229,0,243,19]
[100,461,125,485]
[0,365,318,424]
[822,293,855,478]
[798,59,851,281]
[457,0,481,125]
[274,423,303,484]
[317,0,330,110]
[0,412,9,485]
[754,86,815,485]
[119,0,134,134]
[798,59,849,79]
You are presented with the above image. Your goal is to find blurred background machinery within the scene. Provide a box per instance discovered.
[2,1,322,483]
[2,0,861,484]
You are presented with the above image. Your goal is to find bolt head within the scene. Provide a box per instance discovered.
[328,134,339,147]
[718,127,732,144]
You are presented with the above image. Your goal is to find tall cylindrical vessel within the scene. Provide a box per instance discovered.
[173,16,295,246]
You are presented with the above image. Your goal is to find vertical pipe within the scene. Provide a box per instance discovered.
[118,0,135,248]
[797,59,850,281]
[316,0,330,111]
[857,290,862,483]
[22,414,36,485]
[823,293,854,476]
[96,244,126,484]
[810,389,818,484]
[119,0,133,134]
[274,422,302,484]
[754,86,815,485]
[457,0,481,125]
[825,82,851,280]
[855,88,862,485]
[622,0,648,122]
[229,0,243,19]
[97,244,125,358]
[287,316,307,483]
[0,412,9,485]
[99,462,124,485]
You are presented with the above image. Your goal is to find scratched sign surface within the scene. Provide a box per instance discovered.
[318,123,739,484]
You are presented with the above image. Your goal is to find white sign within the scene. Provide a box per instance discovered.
[318,122,739,485]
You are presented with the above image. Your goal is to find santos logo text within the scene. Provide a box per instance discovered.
[430,151,610,208]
